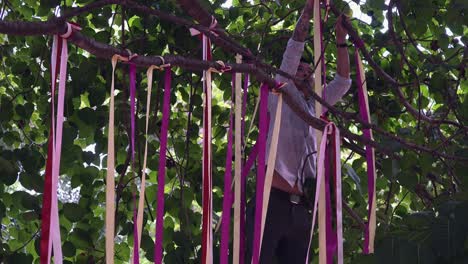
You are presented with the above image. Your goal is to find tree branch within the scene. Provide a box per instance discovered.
[387,0,424,129]
[1,7,466,161]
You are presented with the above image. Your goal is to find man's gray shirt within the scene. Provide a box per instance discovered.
[266,38,351,190]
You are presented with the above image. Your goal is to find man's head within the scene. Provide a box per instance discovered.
[296,62,313,80]
[294,62,314,98]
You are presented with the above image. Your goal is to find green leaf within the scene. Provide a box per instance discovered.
[0,157,18,185]
[62,241,76,257]
[6,253,34,264]
[63,203,86,222]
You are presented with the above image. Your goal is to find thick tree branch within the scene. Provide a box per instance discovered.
[23,0,464,131]
[1,15,466,161]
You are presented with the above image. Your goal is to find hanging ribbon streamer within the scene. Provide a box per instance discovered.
[128,63,141,264]
[154,68,172,264]
[311,0,328,262]
[319,10,328,110]
[40,22,80,264]
[106,56,118,264]
[190,22,214,263]
[305,122,343,264]
[239,73,249,264]
[106,53,136,264]
[258,86,283,255]
[136,61,169,252]
[355,50,376,254]
[335,127,344,264]
[220,73,235,264]
[232,54,243,264]
[251,83,269,264]
[40,33,59,264]
[202,34,214,264]
[49,32,66,264]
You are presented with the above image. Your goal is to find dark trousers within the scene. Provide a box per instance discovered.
[245,187,313,264]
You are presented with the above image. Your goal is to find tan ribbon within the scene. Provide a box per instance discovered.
[106,56,118,264]
[312,0,327,262]
[135,64,165,250]
[233,54,242,264]
[106,54,137,264]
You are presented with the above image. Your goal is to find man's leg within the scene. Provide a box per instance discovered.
[276,202,313,264]
[245,190,289,264]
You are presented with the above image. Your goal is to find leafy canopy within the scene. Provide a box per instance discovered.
[0,0,467,263]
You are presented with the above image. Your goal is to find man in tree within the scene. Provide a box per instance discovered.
[246,1,351,262]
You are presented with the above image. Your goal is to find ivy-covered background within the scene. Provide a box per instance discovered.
[0,0,467,263]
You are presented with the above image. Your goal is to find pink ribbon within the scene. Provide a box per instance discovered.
[239,73,249,264]
[154,68,172,263]
[129,63,140,264]
[355,49,376,254]
[200,33,213,264]
[42,22,79,263]
[40,34,60,264]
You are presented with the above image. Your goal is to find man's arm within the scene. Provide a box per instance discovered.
[273,0,315,113]
[276,0,314,80]
[302,15,351,104]
[292,0,314,42]
[335,15,350,78]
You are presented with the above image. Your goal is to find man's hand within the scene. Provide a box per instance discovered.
[335,15,349,43]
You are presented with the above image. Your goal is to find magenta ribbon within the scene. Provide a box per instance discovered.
[129,63,140,264]
[355,49,376,254]
[325,148,337,264]
[220,74,235,264]
[251,83,269,264]
[130,64,136,162]
[133,194,139,264]
[154,68,172,263]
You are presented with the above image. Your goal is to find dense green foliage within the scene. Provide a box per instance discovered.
[0,0,467,263]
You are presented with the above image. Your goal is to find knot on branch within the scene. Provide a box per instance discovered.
[60,22,81,39]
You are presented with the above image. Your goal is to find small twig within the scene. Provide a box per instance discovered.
[384,181,393,215]
[389,191,409,227]
[342,200,366,231]
[13,228,40,253]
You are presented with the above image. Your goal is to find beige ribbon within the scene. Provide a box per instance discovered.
[135,61,169,251]
[106,53,136,264]
[233,54,243,264]
[312,0,327,262]
[106,56,118,264]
